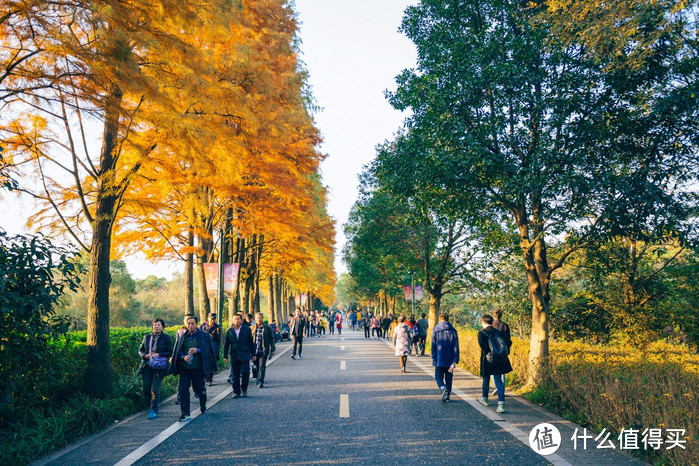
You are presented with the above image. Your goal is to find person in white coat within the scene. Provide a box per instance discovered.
[393,315,412,372]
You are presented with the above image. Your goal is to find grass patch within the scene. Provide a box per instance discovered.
[450,327,698,465]
[0,327,224,465]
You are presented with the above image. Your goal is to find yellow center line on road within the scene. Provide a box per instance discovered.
[340,361,346,370]
[339,394,349,418]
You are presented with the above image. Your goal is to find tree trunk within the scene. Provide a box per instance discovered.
[86,204,114,399]
[427,282,442,330]
[267,274,274,322]
[196,231,213,323]
[85,86,122,399]
[518,205,550,389]
[253,235,263,315]
[229,236,244,323]
[196,254,211,323]
[274,273,282,325]
[184,226,195,316]
[283,282,290,321]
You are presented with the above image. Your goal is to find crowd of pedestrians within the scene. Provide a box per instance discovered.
[137,306,513,421]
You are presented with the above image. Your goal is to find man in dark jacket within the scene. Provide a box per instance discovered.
[223,313,255,398]
[250,312,276,388]
[170,316,217,421]
[200,312,221,386]
[431,313,460,403]
[477,314,513,413]
[288,307,306,359]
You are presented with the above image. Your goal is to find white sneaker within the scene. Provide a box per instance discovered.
[478,397,489,407]
[440,388,449,403]
[496,404,505,413]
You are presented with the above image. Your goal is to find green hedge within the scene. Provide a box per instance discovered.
[0,327,188,465]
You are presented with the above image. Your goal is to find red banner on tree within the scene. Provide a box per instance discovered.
[204,263,240,298]
[403,285,423,302]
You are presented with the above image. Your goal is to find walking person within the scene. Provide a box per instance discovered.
[417,312,429,355]
[409,315,420,354]
[362,313,371,338]
[491,309,512,395]
[370,314,381,338]
[137,318,172,420]
[200,312,221,386]
[335,311,343,335]
[477,314,513,413]
[393,316,412,373]
[329,312,335,335]
[174,314,194,405]
[382,314,392,340]
[431,313,459,403]
[171,316,217,421]
[223,314,255,398]
[289,307,306,359]
[250,312,276,388]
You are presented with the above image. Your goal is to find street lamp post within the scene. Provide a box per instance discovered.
[217,225,227,319]
[410,272,415,317]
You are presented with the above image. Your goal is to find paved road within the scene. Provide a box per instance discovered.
[36,329,645,465]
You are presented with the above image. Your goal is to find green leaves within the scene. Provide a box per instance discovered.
[0,230,79,411]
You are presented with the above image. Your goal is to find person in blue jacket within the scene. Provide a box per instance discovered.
[170,315,217,421]
[431,313,460,403]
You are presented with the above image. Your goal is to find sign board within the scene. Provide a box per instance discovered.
[204,263,240,298]
[403,285,424,303]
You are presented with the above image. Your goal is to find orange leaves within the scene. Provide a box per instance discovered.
[1,0,334,299]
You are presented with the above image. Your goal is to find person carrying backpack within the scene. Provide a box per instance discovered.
[477,314,512,413]
[409,315,420,355]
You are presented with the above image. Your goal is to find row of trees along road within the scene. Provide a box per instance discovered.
[344,0,698,389]
[0,0,335,398]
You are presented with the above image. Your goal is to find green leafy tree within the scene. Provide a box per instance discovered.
[0,230,79,411]
[345,173,484,327]
[381,0,698,387]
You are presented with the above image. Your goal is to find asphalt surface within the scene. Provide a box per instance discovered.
[35,328,646,465]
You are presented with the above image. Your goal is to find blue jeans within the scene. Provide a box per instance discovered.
[483,374,505,402]
[434,366,453,394]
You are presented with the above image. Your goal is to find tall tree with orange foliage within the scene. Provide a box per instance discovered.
[113,0,336,323]
[0,0,231,397]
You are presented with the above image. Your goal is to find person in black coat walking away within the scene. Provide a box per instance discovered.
[477,314,512,413]
[223,313,255,398]
[171,316,217,421]
[138,318,173,420]
[417,313,429,355]
[200,312,221,386]
[491,309,512,395]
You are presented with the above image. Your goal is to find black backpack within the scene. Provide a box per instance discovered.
[485,329,508,364]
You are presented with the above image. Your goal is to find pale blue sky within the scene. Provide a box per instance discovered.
[295,0,418,276]
[0,1,419,280]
